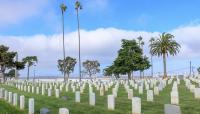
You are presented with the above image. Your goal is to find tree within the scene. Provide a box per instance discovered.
[75,0,82,82]
[197,67,200,74]
[105,39,149,80]
[5,69,16,79]
[149,37,155,77]
[83,60,100,81]
[60,2,67,82]
[23,56,38,80]
[0,45,16,82]
[150,33,181,78]
[58,56,76,82]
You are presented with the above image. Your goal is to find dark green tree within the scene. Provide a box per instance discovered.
[58,56,76,82]
[5,69,16,79]
[23,56,38,80]
[0,45,16,82]
[105,39,150,80]
[83,60,100,81]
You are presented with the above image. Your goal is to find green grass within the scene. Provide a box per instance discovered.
[0,80,199,114]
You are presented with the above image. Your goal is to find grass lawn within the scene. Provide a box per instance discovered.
[0,79,199,114]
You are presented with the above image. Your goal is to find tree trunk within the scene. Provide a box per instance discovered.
[76,9,81,82]
[140,71,142,79]
[66,73,70,83]
[61,10,66,83]
[163,53,167,79]
[151,54,153,77]
[128,72,131,80]
[27,66,30,80]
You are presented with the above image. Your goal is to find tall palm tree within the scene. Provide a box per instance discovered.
[75,1,82,82]
[149,37,155,77]
[60,3,67,82]
[150,33,181,79]
[22,56,38,80]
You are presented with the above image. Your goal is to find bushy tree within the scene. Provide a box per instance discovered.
[104,39,150,80]
[58,56,76,82]
[83,60,100,81]
[23,56,38,80]
[0,45,25,82]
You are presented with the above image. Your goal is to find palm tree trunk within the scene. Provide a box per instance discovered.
[61,10,66,82]
[27,66,30,80]
[163,53,167,78]
[76,9,81,82]
[151,54,153,77]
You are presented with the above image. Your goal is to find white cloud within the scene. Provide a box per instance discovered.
[0,0,49,26]
[0,25,200,76]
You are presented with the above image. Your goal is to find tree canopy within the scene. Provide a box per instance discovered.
[58,56,76,81]
[83,60,100,80]
[104,39,150,79]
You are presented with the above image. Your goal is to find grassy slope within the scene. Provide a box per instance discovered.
[0,80,199,114]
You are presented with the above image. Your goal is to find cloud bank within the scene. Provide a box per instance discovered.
[0,24,200,76]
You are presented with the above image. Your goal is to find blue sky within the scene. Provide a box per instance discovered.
[0,0,200,77]
[1,0,200,35]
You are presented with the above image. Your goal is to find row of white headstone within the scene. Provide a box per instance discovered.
[0,87,70,114]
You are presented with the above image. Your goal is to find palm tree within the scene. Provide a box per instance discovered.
[60,3,67,82]
[150,33,181,79]
[149,37,155,77]
[22,56,38,80]
[75,1,82,82]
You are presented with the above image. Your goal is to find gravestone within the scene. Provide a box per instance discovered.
[89,92,95,106]
[132,97,141,114]
[147,90,153,102]
[40,108,51,114]
[194,88,200,99]
[29,98,34,114]
[107,95,115,110]
[75,91,80,102]
[13,93,18,106]
[164,104,181,114]
[171,91,179,105]
[59,108,69,114]
[20,95,25,110]
[8,92,12,103]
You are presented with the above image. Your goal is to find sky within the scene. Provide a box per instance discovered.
[0,0,200,77]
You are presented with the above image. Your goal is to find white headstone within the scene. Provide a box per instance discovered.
[48,88,51,97]
[29,98,34,114]
[55,89,60,98]
[194,88,200,99]
[154,86,159,95]
[171,91,179,105]
[132,97,141,114]
[89,92,95,106]
[59,108,69,114]
[75,91,80,103]
[107,95,115,110]
[13,93,18,106]
[147,90,153,102]
[128,89,133,100]
[20,95,25,110]
[8,92,12,103]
